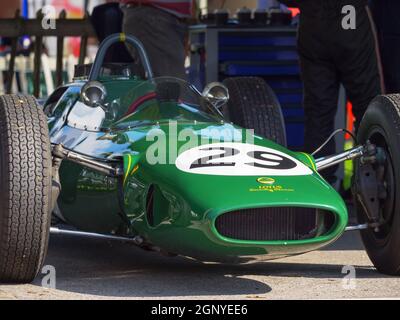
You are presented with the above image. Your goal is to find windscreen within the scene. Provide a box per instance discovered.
[110,77,224,129]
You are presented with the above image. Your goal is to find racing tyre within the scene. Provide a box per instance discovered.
[223,77,287,146]
[356,94,400,275]
[0,94,52,283]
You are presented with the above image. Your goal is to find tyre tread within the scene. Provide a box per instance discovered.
[223,77,286,146]
[0,94,51,283]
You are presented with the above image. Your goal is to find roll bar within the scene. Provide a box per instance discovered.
[88,33,154,81]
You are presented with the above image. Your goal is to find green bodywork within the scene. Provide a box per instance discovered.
[47,76,348,263]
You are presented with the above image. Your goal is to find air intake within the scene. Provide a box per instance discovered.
[215,207,329,241]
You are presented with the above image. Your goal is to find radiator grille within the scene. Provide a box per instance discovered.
[215,207,319,241]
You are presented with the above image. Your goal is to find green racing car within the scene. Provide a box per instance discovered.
[1,34,400,283]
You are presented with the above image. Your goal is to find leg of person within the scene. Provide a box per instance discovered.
[122,6,187,79]
[298,17,341,160]
[300,54,341,180]
[332,5,383,131]
[300,56,341,182]
[298,12,341,182]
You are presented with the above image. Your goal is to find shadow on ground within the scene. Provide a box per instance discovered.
[29,230,388,298]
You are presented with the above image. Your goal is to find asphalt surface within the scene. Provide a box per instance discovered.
[1,229,400,300]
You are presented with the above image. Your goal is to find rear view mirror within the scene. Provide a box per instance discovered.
[202,82,230,109]
[81,81,107,107]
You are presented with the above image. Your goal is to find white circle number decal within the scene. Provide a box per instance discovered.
[175,143,313,176]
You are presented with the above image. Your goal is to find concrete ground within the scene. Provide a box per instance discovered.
[1,230,400,300]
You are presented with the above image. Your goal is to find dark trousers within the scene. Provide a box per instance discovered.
[122,6,188,79]
[298,1,382,175]
[370,0,400,93]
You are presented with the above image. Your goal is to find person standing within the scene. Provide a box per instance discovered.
[119,0,194,79]
[279,0,384,181]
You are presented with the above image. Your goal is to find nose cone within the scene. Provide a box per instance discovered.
[135,140,348,262]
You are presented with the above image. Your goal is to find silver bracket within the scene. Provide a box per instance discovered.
[345,223,369,232]
[52,144,123,177]
[50,226,143,245]
[315,145,365,171]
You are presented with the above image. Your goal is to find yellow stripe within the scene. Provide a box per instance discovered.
[124,155,132,186]
[120,33,126,42]
[301,152,317,171]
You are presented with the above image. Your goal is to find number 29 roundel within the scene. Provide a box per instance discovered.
[175,143,313,176]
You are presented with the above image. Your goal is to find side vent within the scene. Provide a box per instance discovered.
[145,185,170,228]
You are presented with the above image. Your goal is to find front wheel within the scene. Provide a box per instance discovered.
[0,94,52,283]
[355,94,400,275]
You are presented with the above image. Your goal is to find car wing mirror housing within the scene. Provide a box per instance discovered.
[81,81,107,108]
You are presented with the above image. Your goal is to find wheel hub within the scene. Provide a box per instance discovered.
[356,130,396,240]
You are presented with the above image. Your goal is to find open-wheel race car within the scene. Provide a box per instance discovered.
[1,34,400,283]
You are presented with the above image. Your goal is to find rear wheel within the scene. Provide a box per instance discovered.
[223,77,287,146]
[355,94,400,275]
[0,94,52,283]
